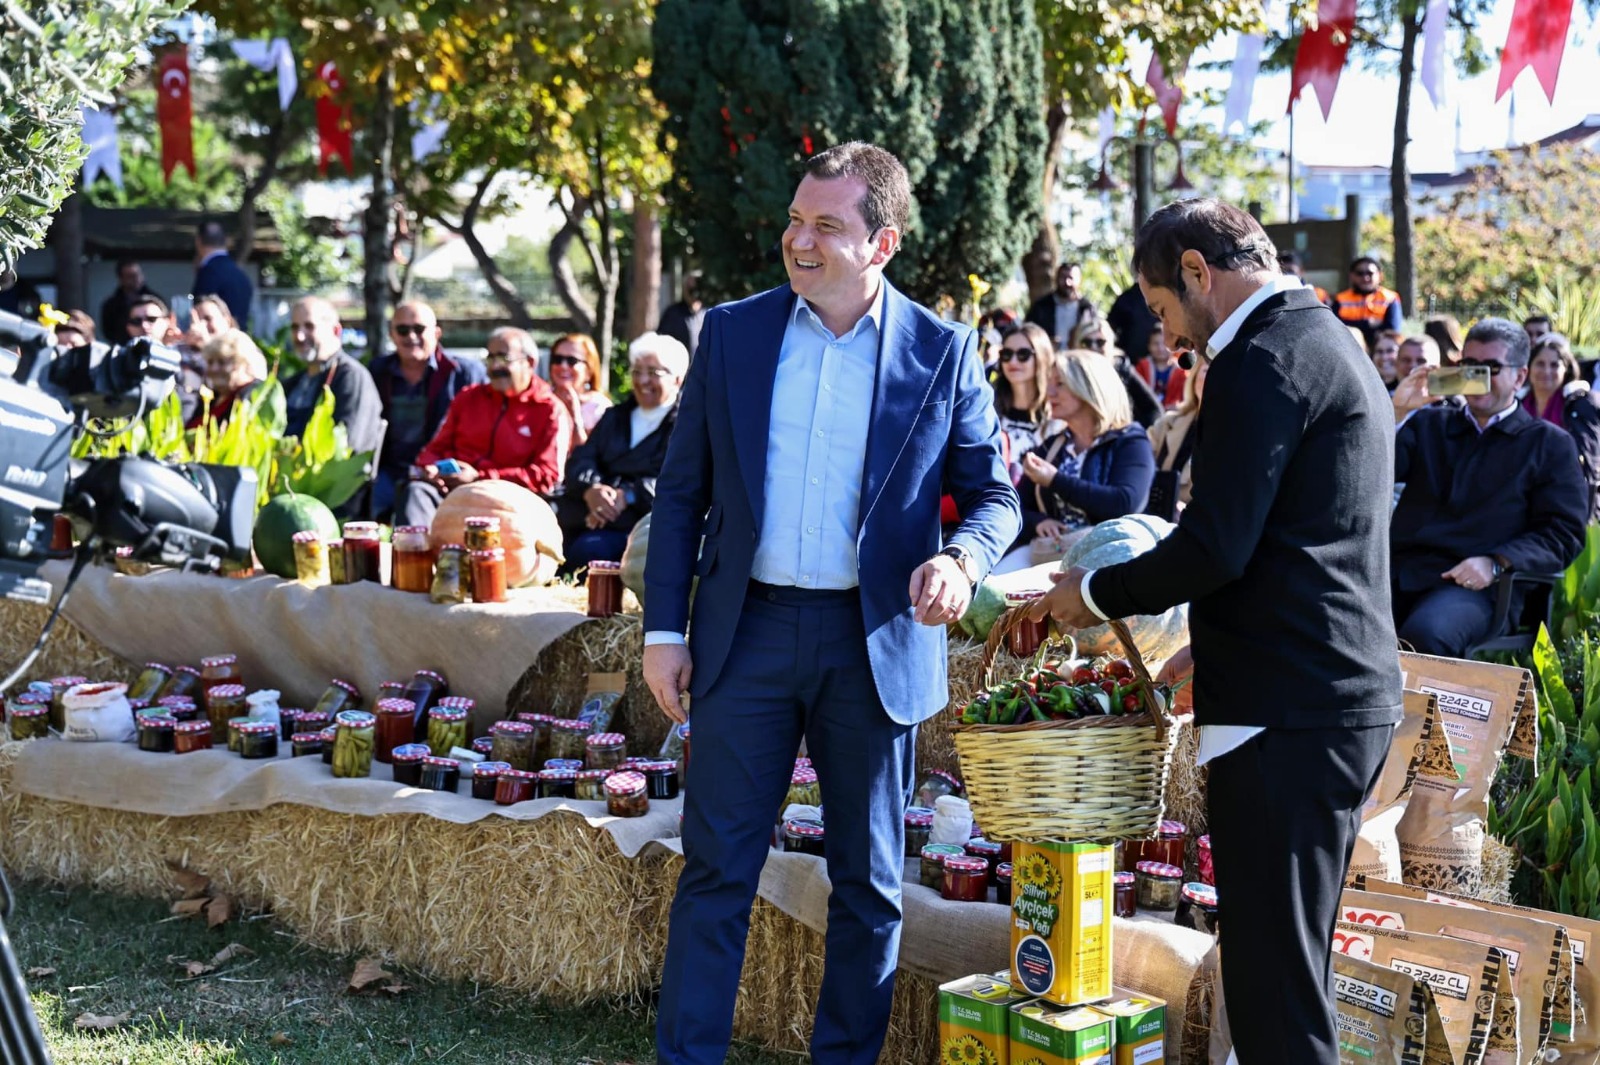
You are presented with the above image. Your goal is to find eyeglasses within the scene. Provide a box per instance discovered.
[999,348,1034,363]
[630,366,674,381]
[550,355,583,367]
[392,323,429,338]
[1459,358,1510,376]
[484,352,528,366]
[1080,338,1107,351]
[129,315,166,326]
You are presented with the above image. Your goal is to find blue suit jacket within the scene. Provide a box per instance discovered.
[643,282,1021,725]
[192,253,254,330]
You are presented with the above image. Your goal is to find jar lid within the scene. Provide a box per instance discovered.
[967,839,1002,857]
[51,675,88,685]
[1004,590,1045,603]
[376,698,416,715]
[415,669,448,684]
[423,756,458,767]
[588,560,621,572]
[997,862,1014,879]
[392,744,430,762]
[428,709,468,722]
[298,713,332,727]
[328,679,361,697]
[474,761,512,777]
[790,767,818,785]
[620,757,654,768]
[605,770,647,793]
[439,542,466,552]
[493,720,535,735]
[209,684,246,697]
[175,721,210,734]
[586,732,625,746]
[1136,861,1184,879]
[342,521,379,535]
[1114,871,1136,886]
[463,516,501,527]
[238,722,277,735]
[13,691,49,704]
[516,712,552,725]
[336,711,376,728]
[785,818,825,838]
[291,530,322,543]
[1158,820,1187,838]
[128,699,152,711]
[437,696,474,711]
[200,655,237,667]
[539,769,577,781]
[501,768,536,781]
[944,855,988,873]
[1181,882,1218,906]
[577,769,611,782]
[794,756,811,768]
[470,548,505,560]
[545,759,584,771]
[142,661,171,672]
[551,718,591,733]
[290,732,325,744]
[904,809,934,827]
[139,714,177,728]
[471,737,494,753]
[394,524,429,534]
[10,705,48,718]
[174,665,202,677]
[925,768,963,790]
[641,760,677,772]
[318,727,338,741]
[1197,834,1211,848]
[920,844,965,861]
[157,695,195,708]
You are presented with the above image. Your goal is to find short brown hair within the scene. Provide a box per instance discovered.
[1132,199,1277,295]
[803,141,912,235]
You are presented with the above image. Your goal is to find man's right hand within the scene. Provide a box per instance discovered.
[643,643,693,724]
[1391,366,1433,421]
[1156,644,1194,715]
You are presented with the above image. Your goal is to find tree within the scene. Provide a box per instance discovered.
[653,0,1045,307]
[0,0,190,292]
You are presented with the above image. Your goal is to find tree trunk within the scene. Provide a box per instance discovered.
[1023,99,1070,301]
[627,200,662,343]
[51,186,85,312]
[1391,10,1420,317]
[236,103,291,266]
[362,63,396,353]
[549,195,598,335]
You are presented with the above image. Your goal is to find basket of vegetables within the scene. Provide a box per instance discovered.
[949,607,1185,843]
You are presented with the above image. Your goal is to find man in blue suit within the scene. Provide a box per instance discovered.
[643,142,1020,1064]
[191,220,254,330]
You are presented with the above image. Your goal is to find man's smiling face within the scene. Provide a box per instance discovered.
[782,174,885,310]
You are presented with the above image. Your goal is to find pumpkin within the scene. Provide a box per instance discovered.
[1059,515,1189,662]
[620,513,651,604]
[427,480,564,587]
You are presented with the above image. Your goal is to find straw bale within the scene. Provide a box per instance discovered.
[0,598,139,691]
[1478,835,1516,906]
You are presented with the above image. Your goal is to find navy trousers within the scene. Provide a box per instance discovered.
[1393,583,1497,657]
[655,583,917,1065]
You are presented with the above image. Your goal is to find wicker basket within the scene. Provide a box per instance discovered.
[951,608,1184,842]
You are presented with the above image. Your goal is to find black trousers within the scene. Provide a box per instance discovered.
[1208,724,1394,1065]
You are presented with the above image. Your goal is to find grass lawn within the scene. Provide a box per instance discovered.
[4,879,794,1064]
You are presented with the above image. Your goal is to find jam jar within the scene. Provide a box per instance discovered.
[296,711,333,735]
[996,862,1014,906]
[158,695,200,722]
[173,720,212,753]
[965,839,1004,883]
[48,675,86,732]
[374,698,417,763]
[318,727,338,764]
[420,756,460,793]
[427,707,469,757]
[643,760,680,800]
[199,655,242,694]
[1005,591,1050,658]
[291,731,326,758]
[127,662,172,702]
[1126,820,1187,872]
[783,818,826,857]
[495,768,537,805]
[137,713,177,752]
[402,670,450,735]
[341,521,382,583]
[605,770,650,817]
[574,769,611,801]
[471,737,494,758]
[463,516,501,551]
[1197,834,1214,886]
[586,559,623,618]
[292,529,329,586]
[469,548,508,603]
[157,665,202,701]
[1135,861,1184,912]
[1113,871,1138,918]
[547,718,592,761]
[391,525,433,592]
[545,758,584,774]
[430,544,469,604]
[584,732,626,772]
[920,844,965,889]
[391,743,430,786]
[904,807,934,857]
[915,769,963,810]
[490,720,537,771]
[206,684,248,732]
[1175,882,1219,935]
[277,708,304,741]
[331,710,376,778]
[8,704,50,741]
[238,721,279,759]
[471,761,511,800]
[942,855,991,902]
[538,768,577,799]
[313,679,362,720]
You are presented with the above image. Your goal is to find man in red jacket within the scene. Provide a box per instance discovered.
[395,327,571,526]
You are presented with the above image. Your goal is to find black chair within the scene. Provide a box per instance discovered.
[1464,569,1564,658]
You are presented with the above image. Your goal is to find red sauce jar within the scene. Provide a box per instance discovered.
[341,521,383,583]
[965,838,1004,883]
[471,761,511,800]
[470,547,508,603]
[374,697,417,764]
[1197,833,1213,886]
[586,560,623,618]
[495,768,537,805]
[996,862,1014,906]
[1113,871,1138,918]
[941,855,991,902]
[174,720,213,754]
[1005,592,1049,658]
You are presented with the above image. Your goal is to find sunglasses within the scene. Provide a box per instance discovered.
[999,348,1034,363]
[393,323,430,338]
[129,315,166,325]
[1459,358,1510,376]
[550,354,583,367]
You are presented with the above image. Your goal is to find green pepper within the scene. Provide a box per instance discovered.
[1046,686,1077,718]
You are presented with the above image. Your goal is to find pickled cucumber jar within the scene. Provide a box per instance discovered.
[291,732,325,758]
[206,684,248,732]
[127,662,172,703]
[574,769,611,801]
[426,707,469,757]
[48,675,86,732]
[313,679,362,720]
[238,721,279,759]
[430,544,469,604]
[489,720,536,771]
[786,766,820,809]
[331,710,376,778]
[547,718,592,761]
[292,530,329,586]
[463,516,501,551]
[227,716,253,753]
[584,732,626,772]
[8,704,50,741]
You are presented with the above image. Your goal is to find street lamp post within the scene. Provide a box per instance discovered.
[1091,130,1194,232]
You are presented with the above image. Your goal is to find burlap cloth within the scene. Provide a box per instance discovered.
[42,561,590,731]
[7,738,677,858]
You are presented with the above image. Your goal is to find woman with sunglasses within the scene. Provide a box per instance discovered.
[546,332,614,449]
[992,323,1055,484]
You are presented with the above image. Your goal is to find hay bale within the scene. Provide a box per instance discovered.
[1479,835,1516,906]
[0,598,139,691]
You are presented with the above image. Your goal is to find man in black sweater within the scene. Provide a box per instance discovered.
[1028,200,1402,1065]
[1390,318,1587,656]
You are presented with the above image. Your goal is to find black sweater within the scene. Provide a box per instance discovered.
[1392,404,1586,591]
[556,397,678,537]
[1090,287,1403,730]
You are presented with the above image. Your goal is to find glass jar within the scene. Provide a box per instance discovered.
[227,717,254,753]
[402,671,450,738]
[920,844,965,889]
[548,718,593,761]
[786,766,820,808]
[341,521,382,583]
[237,722,279,759]
[472,762,511,801]
[545,758,584,773]
[965,838,1004,882]
[679,723,691,778]
[376,680,407,703]
[1113,871,1138,918]
[9,705,50,741]
[996,863,1014,906]
[430,544,469,604]
[942,855,991,902]
[904,807,934,857]
[199,655,242,693]
[575,769,611,801]
[471,736,494,758]
[391,525,433,592]
[292,530,329,586]
[313,679,361,720]
[538,769,577,799]
[586,560,623,618]
[137,714,177,752]
[643,761,680,800]
[584,732,626,772]
[1175,882,1219,935]
[1124,819,1187,872]
[914,769,962,809]
[158,696,200,722]
[206,684,248,732]
[327,539,348,584]
[495,768,537,805]
[277,708,302,741]
[1135,861,1184,912]
[1197,834,1213,886]
[486,720,535,770]
[783,818,826,857]
[319,727,338,764]
[296,711,333,735]
[174,720,212,754]
[605,771,650,817]
[420,756,460,793]
[374,698,416,764]
[49,675,86,732]
[427,708,469,757]
[127,662,172,703]
[291,731,326,758]
[1005,591,1050,658]
[463,516,502,551]
[331,710,375,778]
[157,665,202,701]
[470,548,508,603]
[391,744,430,786]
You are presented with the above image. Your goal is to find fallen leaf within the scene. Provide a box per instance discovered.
[178,959,214,978]
[380,982,412,996]
[209,943,251,968]
[269,1032,293,1047]
[347,957,393,993]
[74,1011,131,1031]
[166,861,210,900]
[170,899,206,918]
[204,895,233,928]
[25,967,55,979]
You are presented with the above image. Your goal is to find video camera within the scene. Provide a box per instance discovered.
[0,309,257,605]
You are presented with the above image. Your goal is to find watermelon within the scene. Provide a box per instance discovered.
[253,493,340,578]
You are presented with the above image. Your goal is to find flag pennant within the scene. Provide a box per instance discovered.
[230,38,298,112]
[1288,0,1358,121]
[1145,55,1183,136]
[410,95,449,162]
[156,49,194,181]
[1224,1,1275,133]
[1495,0,1575,103]
[81,105,123,189]
[315,61,354,175]
[1418,0,1450,108]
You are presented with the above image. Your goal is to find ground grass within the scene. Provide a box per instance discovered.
[4,879,794,1064]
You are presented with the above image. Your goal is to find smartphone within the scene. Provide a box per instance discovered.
[1426,365,1491,397]
[434,458,461,475]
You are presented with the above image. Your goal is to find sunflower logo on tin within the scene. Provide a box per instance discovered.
[940,1034,998,1065]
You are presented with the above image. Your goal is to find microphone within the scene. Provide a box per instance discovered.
[1177,349,1196,370]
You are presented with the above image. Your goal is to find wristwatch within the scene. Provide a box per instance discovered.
[938,544,981,586]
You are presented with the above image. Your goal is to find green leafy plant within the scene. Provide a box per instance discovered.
[1516,268,1600,356]
[278,387,371,509]
[1553,525,1600,643]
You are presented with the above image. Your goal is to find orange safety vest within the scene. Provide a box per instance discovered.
[1335,287,1399,326]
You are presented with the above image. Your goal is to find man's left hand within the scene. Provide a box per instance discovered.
[440,464,479,489]
[909,554,972,626]
[1023,565,1103,629]
[1443,556,1497,591]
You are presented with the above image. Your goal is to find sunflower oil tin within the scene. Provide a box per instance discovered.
[1010,841,1114,1007]
[939,971,1032,1065]
[1088,991,1166,1064]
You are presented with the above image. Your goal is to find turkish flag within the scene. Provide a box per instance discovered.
[156,50,194,181]
[1288,0,1358,121]
[1496,0,1576,102]
[315,61,353,176]
[1146,56,1184,137]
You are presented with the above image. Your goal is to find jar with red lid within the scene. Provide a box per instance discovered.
[965,838,1004,883]
[941,855,991,902]
[313,679,362,720]
[137,714,177,753]
[471,761,511,801]
[643,760,680,800]
[391,743,430,785]
[291,732,326,758]
[48,675,86,732]
[420,756,460,793]
[914,769,962,809]
[586,560,623,618]
[157,695,200,722]
[574,769,611,801]
[127,663,172,703]
[547,718,593,761]
[374,698,416,763]
[491,720,537,771]
[785,766,820,809]
[331,710,375,777]
[996,863,1014,906]
[1135,861,1184,912]
[1113,871,1138,918]
[318,727,338,764]
[1197,834,1213,886]
[341,521,382,583]
[471,736,494,758]
[327,539,347,584]
[904,807,934,857]
[515,712,553,759]
[920,844,965,889]
[296,711,333,735]
[199,655,241,692]
[605,770,650,817]
[238,721,279,759]
[205,684,248,732]
[545,758,584,773]
[463,516,502,551]
[470,548,508,603]
[538,768,576,799]
[1005,591,1050,658]
[402,670,450,737]
[376,680,407,703]
[1125,819,1187,872]
[584,732,626,772]
[277,708,303,741]
[8,704,50,741]
[174,720,213,754]
[1176,882,1219,935]
[783,818,826,856]
[156,665,202,701]
[427,707,469,757]
[391,525,433,592]
[495,768,537,805]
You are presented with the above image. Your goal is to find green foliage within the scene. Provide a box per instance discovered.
[1554,525,1600,643]
[81,89,241,211]
[257,186,353,290]
[0,0,190,273]
[1516,269,1600,357]
[653,0,1046,307]
[280,386,371,509]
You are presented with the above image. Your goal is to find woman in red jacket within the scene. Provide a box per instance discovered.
[395,327,571,527]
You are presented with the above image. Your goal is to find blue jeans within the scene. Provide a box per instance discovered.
[564,528,631,572]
